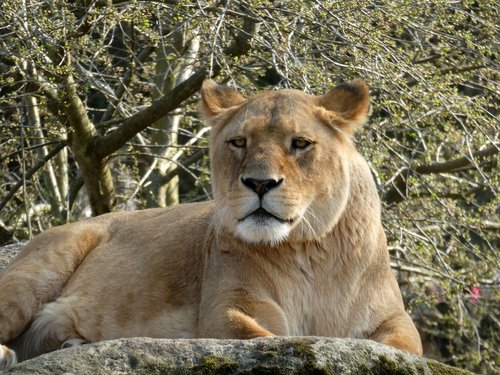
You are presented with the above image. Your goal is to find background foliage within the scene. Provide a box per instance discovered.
[0,1,497,372]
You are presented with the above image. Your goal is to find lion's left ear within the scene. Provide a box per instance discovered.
[316,79,370,134]
[200,80,245,125]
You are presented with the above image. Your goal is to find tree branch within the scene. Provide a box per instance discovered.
[68,174,84,212]
[90,18,260,160]
[158,149,206,185]
[414,146,498,174]
[0,142,67,212]
[383,145,499,204]
[100,45,156,123]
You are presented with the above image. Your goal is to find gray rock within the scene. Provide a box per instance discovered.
[1,244,470,374]
[5,337,471,374]
[0,241,25,272]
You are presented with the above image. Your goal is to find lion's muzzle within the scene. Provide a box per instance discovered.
[241,177,283,198]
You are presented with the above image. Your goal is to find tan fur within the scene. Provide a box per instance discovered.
[0,80,422,370]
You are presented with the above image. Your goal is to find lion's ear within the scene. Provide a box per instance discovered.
[316,79,370,133]
[200,80,245,123]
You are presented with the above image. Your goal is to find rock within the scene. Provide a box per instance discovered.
[0,241,25,272]
[4,337,471,375]
[1,245,470,374]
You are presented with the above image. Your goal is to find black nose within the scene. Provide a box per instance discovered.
[241,177,283,198]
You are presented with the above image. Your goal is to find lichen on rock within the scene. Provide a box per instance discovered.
[4,337,472,375]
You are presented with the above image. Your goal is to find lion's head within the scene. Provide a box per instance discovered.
[200,80,370,245]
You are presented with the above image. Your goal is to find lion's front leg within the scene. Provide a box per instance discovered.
[199,298,289,339]
[223,309,276,338]
[369,311,423,356]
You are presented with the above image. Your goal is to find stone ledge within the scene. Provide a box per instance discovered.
[0,241,25,272]
[6,336,471,374]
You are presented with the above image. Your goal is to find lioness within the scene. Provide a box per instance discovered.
[0,79,422,370]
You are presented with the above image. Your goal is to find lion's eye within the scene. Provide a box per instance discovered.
[292,138,312,150]
[229,137,246,148]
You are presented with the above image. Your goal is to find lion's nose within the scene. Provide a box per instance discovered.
[241,177,283,198]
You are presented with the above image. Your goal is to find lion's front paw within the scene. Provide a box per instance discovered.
[0,344,17,372]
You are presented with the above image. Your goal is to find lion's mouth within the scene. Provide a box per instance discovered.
[239,208,294,224]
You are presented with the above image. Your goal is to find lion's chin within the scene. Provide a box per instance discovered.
[236,219,291,246]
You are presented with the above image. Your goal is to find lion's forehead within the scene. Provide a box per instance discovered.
[243,90,313,116]
[230,91,319,135]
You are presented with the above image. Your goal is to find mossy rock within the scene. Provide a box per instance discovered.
[6,336,472,374]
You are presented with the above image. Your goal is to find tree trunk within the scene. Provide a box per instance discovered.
[24,93,64,218]
[149,26,200,207]
[54,146,69,219]
[62,69,116,215]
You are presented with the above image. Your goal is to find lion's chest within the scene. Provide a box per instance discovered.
[275,251,371,338]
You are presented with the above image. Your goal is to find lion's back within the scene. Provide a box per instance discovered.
[61,200,214,299]
[51,202,214,340]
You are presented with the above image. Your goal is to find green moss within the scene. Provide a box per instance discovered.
[415,363,426,374]
[192,355,238,375]
[426,360,473,375]
[353,353,426,375]
[244,365,285,374]
[130,360,175,375]
[131,358,178,375]
[367,354,416,375]
[292,341,333,375]
[256,350,280,359]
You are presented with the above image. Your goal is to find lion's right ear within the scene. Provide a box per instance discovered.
[316,79,370,134]
[200,80,245,125]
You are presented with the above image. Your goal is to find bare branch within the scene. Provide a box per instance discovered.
[159,149,206,185]
[90,18,260,159]
[100,45,156,123]
[384,145,499,204]
[0,142,67,212]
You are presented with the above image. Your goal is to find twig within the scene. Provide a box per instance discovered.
[90,16,260,160]
[0,142,67,212]
[384,145,499,204]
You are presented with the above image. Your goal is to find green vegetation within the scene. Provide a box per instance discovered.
[192,355,238,374]
[0,1,497,373]
[292,341,332,375]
